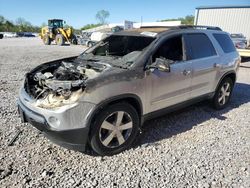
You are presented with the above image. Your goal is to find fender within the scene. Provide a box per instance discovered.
[86,93,143,128]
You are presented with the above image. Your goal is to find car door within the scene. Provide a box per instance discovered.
[184,33,219,98]
[147,35,192,113]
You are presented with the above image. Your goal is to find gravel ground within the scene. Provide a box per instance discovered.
[0,38,249,188]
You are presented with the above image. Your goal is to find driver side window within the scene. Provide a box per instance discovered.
[152,35,184,62]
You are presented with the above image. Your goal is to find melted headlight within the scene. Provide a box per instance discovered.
[35,89,83,109]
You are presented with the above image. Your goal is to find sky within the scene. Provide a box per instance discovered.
[0,0,249,28]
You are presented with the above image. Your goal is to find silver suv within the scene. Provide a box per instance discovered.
[18,26,240,155]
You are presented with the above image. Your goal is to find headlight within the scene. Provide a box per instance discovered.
[34,89,83,109]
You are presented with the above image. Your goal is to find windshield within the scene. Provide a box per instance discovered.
[49,20,63,28]
[88,35,155,57]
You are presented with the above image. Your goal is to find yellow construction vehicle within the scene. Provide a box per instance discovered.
[40,19,77,46]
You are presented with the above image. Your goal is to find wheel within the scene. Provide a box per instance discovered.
[55,34,64,46]
[212,77,234,110]
[87,41,93,47]
[90,103,139,156]
[71,35,78,45]
[43,35,51,45]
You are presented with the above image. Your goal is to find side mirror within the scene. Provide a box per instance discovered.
[148,58,172,72]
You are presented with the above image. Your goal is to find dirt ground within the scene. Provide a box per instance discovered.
[0,38,249,188]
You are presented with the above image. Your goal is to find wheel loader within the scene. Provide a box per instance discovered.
[40,19,77,46]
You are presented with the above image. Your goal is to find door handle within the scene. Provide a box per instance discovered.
[182,70,191,76]
[214,63,222,68]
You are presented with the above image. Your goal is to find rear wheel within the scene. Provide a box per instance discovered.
[55,34,64,46]
[71,35,78,45]
[87,41,94,47]
[90,103,139,156]
[43,35,51,45]
[213,77,234,110]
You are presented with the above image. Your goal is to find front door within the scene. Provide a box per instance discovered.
[147,35,192,113]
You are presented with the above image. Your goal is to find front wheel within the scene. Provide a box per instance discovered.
[212,77,234,110]
[90,103,139,156]
[43,35,51,45]
[55,34,64,46]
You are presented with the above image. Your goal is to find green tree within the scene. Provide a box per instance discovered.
[80,23,102,31]
[95,10,110,24]
[0,15,5,24]
[4,21,15,32]
[41,22,47,27]
[0,15,41,32]
[181,15,195,25]
[16,17,27,26]
[161,15,194,25]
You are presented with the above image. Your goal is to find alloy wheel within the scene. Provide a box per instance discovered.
[99,111,133,148]
[218,82,231,105]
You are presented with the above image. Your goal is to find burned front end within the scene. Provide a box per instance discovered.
[17,57,109,150]
[24,57,105,109]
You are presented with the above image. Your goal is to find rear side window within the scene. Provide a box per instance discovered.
[185,33,217,60]
[213,34,236,53]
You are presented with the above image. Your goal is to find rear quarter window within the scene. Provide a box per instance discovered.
[213,33,236,53]
[185,33,217,60]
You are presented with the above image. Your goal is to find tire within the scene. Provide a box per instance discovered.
[43,35,51,45]
[55,34,64,46]
[90,103,139,156]
[87,41,93,48]
[71,35,78,45]
[212,77,234,110]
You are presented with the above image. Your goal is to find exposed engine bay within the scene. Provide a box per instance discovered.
[25,59,108,109]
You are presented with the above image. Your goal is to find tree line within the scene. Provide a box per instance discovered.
[81,10,110,30]
[0,15,40,33]
[161,15,194,25]
[81,12,194,31]
[0,12,194,33]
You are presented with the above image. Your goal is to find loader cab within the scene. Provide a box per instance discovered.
[48,19,65,35]
[48,19,64,29]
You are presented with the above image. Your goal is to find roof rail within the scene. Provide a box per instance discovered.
[140,26,177,29]
[178,25,222,31]
[140,25,222,31]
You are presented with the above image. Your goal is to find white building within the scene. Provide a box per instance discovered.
[195,6,250,40]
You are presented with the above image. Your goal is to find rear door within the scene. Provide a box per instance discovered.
[184,33,219,98]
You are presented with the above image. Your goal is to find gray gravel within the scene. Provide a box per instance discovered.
[0,38,249,188]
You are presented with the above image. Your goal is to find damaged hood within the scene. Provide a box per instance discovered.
[24,57,112,108]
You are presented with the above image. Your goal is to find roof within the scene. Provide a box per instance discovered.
[113,26,222,37]
[113,27,171,37]
[196,5,250,10]
[127,27,170,33]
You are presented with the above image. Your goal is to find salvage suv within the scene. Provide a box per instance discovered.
[18,26,240,155]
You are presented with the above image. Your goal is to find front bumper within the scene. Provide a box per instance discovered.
[17,99,89,151]
[19,88,95,130]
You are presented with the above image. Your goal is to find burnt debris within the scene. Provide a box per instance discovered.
[24,59,106,108]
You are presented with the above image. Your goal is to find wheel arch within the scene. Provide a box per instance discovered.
[87,94,143,129]
[215,71,236,92]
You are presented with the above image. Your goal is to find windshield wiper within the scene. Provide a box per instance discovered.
[111,64,128,69]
